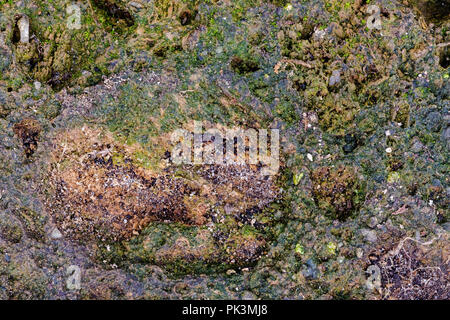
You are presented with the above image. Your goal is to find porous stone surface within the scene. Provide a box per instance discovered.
[0,0,448,299]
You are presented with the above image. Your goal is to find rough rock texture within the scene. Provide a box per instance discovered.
[0,0,448,299]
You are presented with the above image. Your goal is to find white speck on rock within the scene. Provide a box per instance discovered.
[50,228,63,239]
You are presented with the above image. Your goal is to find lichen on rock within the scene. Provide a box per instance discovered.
[311,166,365,220]
[45,125,280,272]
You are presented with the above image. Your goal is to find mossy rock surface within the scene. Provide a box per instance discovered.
[0,0,448,299]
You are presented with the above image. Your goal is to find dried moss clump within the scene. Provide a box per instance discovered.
[224,232,266,267]
[230,55,260,75]
[408,0,450,23]
[13,118,41,158]
[91,0,135,28]
[311,166,365,220]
